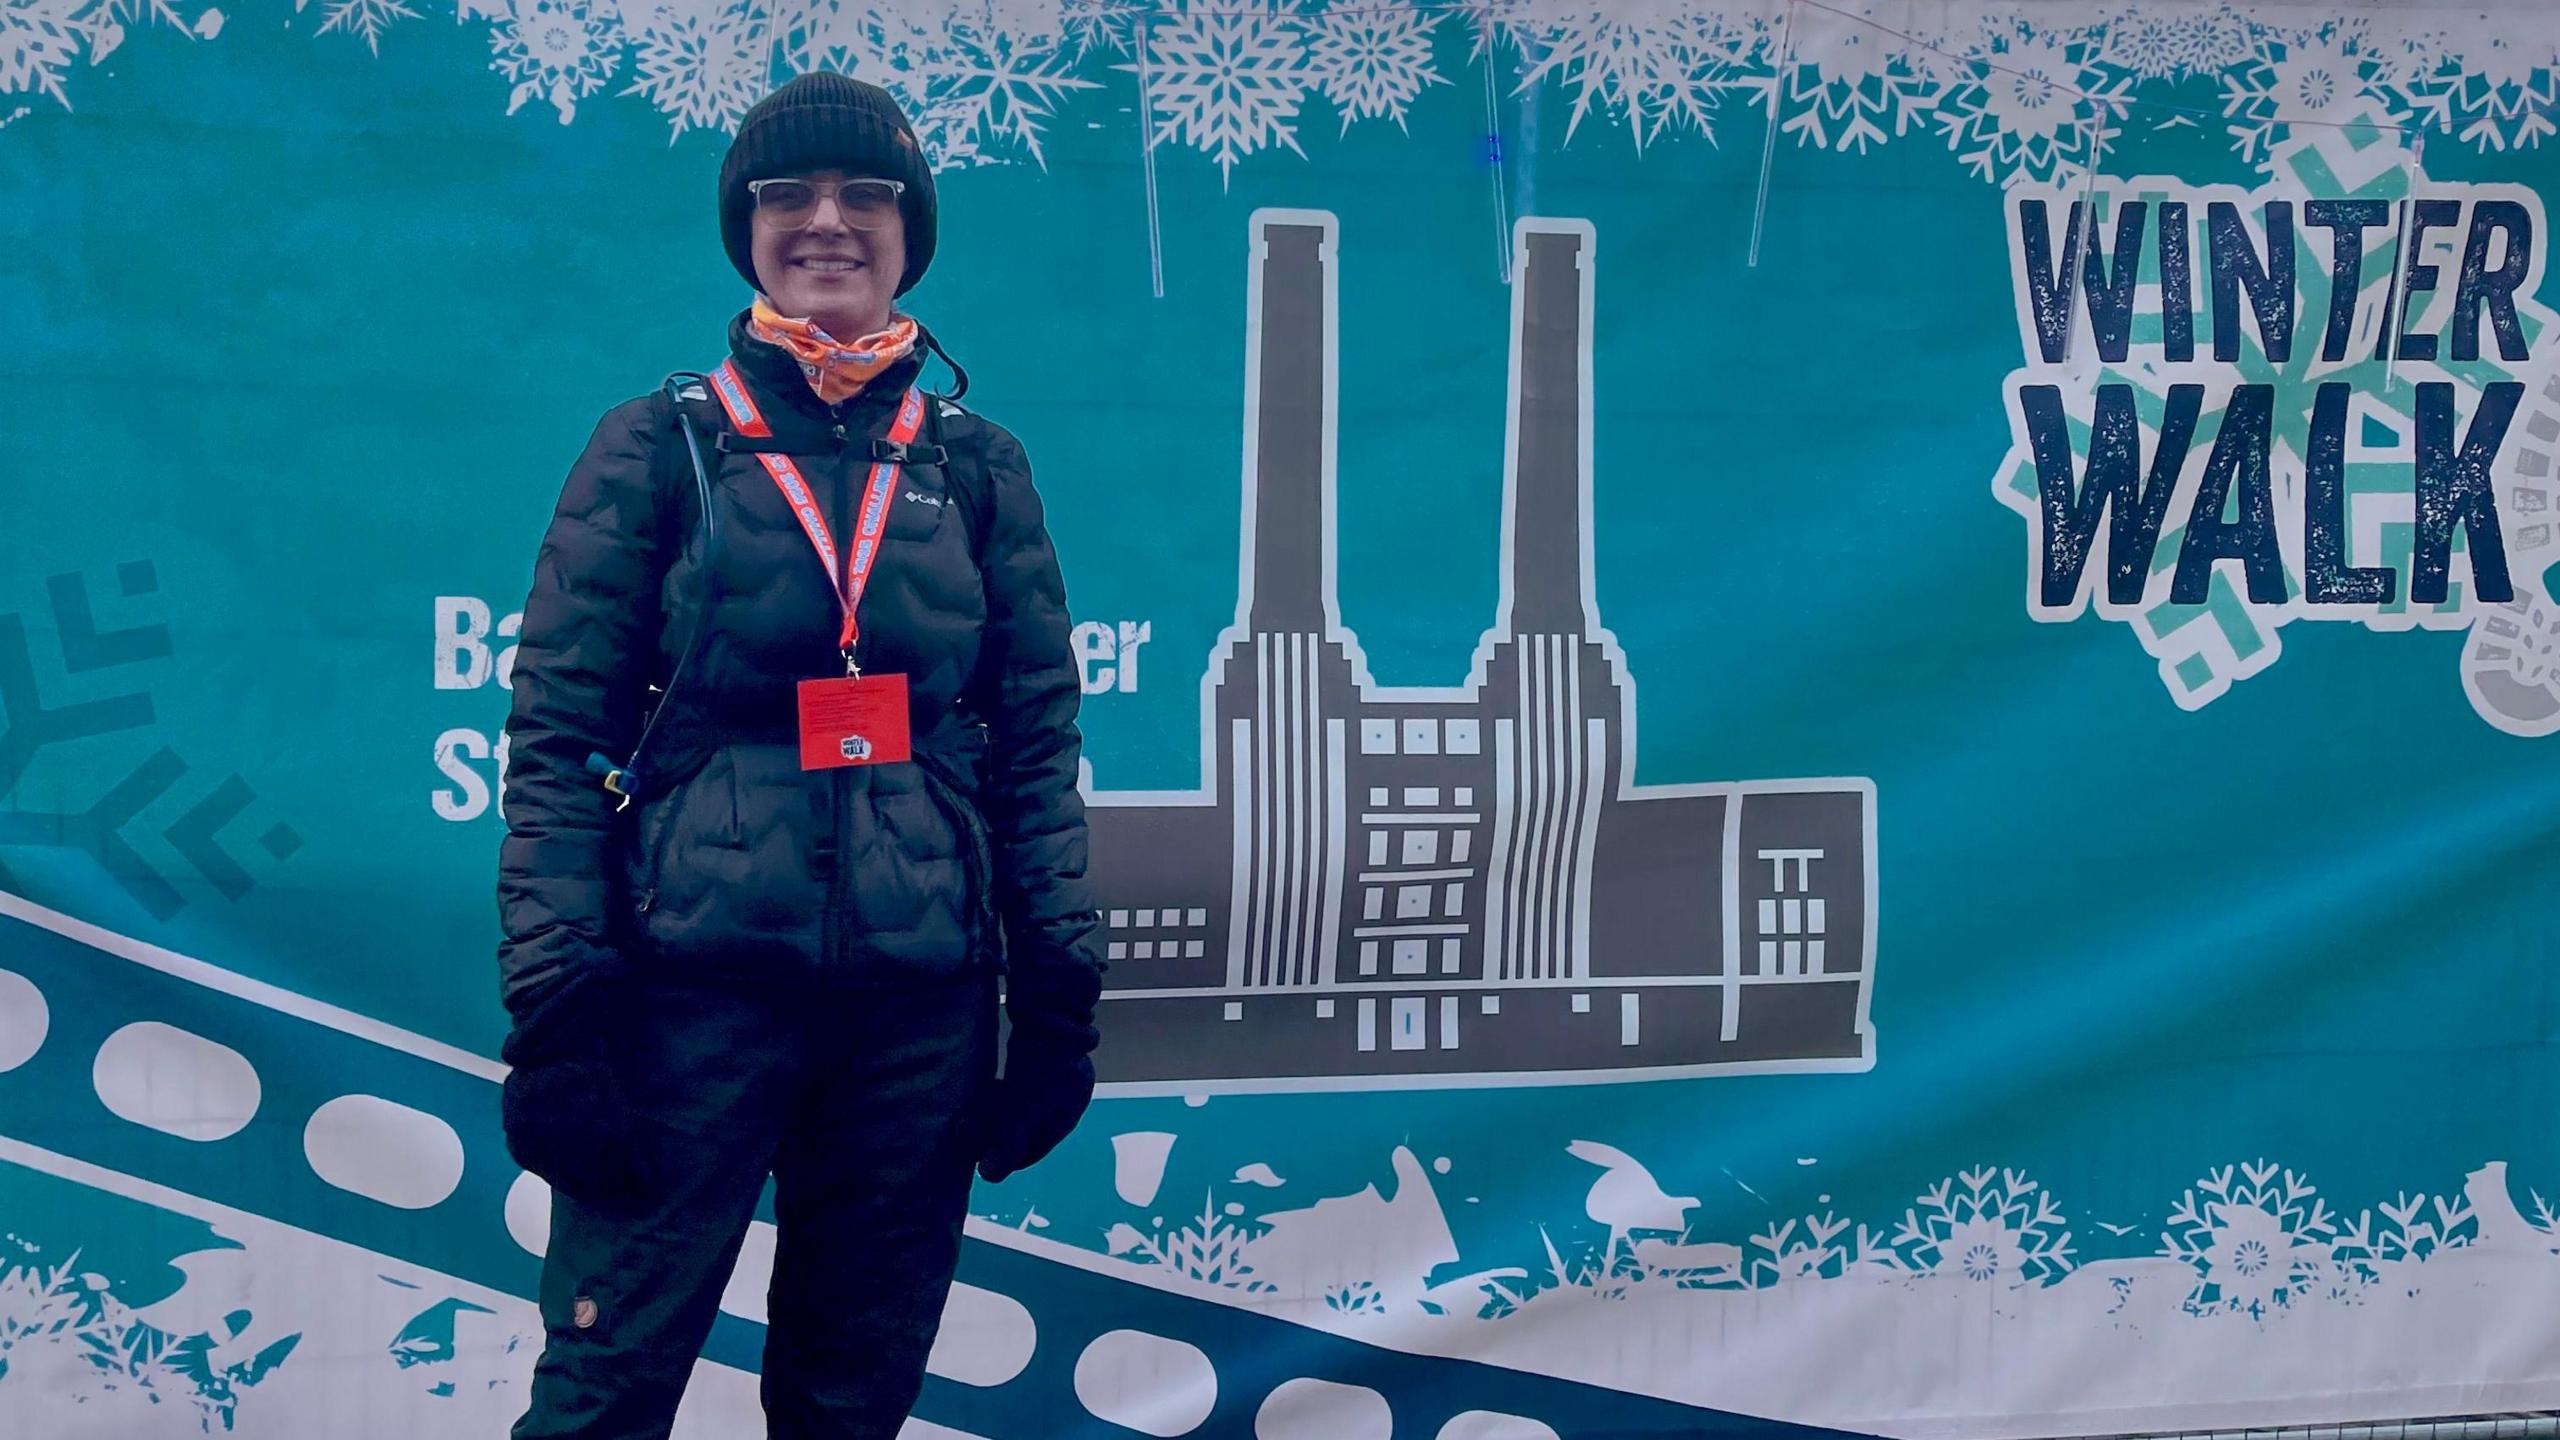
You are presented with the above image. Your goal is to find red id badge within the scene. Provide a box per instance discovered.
[797,673,912,769]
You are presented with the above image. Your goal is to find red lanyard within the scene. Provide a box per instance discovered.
[710,359,925,675]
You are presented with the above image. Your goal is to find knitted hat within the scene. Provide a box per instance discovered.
[718,74,938,298]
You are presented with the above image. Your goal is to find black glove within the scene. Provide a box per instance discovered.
[499,970,663,1214]
[976,1026,1096,1184]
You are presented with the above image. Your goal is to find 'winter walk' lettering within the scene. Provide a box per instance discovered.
[2000,178,2543,625]
[2017,380,2524,611]
[2014,195,2534,366]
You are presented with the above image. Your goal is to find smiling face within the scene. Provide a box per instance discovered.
[750,167,907,340]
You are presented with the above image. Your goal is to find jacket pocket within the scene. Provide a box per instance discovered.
[627,751,743,935]
[914,758,1001,970]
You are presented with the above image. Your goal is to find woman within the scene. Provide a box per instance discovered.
[494,73,1104,1439]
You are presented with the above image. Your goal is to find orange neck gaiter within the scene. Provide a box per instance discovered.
[747,300,921,406]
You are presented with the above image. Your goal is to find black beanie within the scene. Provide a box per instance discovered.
[719,73,939,298]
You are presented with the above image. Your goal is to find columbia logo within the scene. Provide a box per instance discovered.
[904,490,944,508]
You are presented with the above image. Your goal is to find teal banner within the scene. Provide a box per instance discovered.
[2,1,2555,1436]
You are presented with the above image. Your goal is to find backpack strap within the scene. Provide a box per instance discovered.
[927,392,995,559]
[647,373,729,542]
[645,389,682,541]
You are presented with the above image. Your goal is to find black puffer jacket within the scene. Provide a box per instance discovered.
[496,313,1103,1034]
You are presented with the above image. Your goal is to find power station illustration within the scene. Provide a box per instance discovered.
[1084,213,1879,1091]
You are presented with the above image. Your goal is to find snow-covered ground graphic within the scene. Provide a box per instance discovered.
[0,886,2554,1436]
[1071,1125,2560,1440]
[0,1199,822,1438]
[0,1200,545,1436]
[12,1123,2555,1439]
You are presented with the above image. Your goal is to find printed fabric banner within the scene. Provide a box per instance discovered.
[1,0,2556,1435]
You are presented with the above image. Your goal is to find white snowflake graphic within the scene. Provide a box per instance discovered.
[1746,1210,1887,1286]
[618,0,743,44]
[783,3,1096,168]
[1941,1215,2027,1281]
[621,0,766,139]
[1127,0,1307,184]
[1503,0,1745,151]
[777,0,923,84]
[2221,24,2395,170]
[12,0,2560,202]
[1104,1200,1273,1291]
[1886,1167,2077,1287]
[2,0,99,105]
[2387,14,2560,152]
[1747,0,1938,154]
[2162,1161,2338,1318]
[2329,1191,2475,1301]
[489,0,615,123]
[1933,19,2131,185]
[88,0,186,33]
[298,0,419,56]
[33,0,192,83]
[941,0,1069,49]
[1304,0,1441,135]
[904,20,1092,169]
[2101,3,2250,82]
[1050,0,1126,61]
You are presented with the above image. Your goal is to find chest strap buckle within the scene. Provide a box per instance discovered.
[869,438,949,466]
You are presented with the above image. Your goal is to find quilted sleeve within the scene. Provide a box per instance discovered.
[967,422,1106,1051]
[495,399,664,1022]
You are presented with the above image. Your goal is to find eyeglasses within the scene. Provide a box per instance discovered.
[747,177,905,232]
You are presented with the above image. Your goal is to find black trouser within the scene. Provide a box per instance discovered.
[514,974,997,1440]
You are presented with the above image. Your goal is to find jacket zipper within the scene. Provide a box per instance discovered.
[633,807,662,948]
[825,769,851,967]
